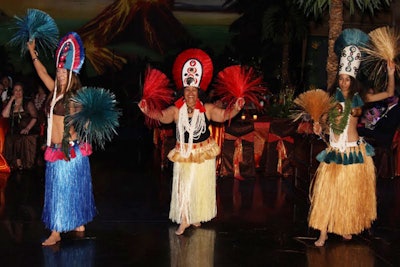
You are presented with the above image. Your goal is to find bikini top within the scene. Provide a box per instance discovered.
[46,93,66,116]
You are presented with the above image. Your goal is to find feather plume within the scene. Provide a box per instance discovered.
[291,89,335,123]
[68,87,121,150]
[141,66,175,128]
[334,28,369,57]
[213,65,267,110]
[8,8,59,57]
[360,26,400,89]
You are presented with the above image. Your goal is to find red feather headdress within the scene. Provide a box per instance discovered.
[141,66,175,128]
[172,48,213,91]
[55,32,85,73]
[213,65,267,111]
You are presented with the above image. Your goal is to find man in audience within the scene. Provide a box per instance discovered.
[359,93,400,149]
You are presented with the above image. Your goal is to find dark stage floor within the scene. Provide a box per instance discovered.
[1,126,400,267]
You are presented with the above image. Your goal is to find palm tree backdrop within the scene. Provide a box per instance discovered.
[295,0,392,89]
[223,0,308,94]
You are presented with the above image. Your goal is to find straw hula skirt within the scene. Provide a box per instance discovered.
[168,138,220,224]
[308,142,377,236]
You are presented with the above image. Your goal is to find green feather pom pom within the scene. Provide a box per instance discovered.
[8,8,59,57]
[68,87,121,149]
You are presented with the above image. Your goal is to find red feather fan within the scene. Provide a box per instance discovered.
[213,65,267,111]
[141,66,175,128]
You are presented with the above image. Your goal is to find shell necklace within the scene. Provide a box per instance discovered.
[177,103,206,158]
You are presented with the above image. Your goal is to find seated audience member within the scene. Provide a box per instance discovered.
[2,82,39,170]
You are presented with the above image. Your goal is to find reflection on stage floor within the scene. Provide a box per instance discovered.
[0,126,399,267]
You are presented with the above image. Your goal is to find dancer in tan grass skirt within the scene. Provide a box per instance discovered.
[294,28,397,247]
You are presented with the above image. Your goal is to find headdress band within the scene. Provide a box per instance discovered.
[338,45,362,78]
[334,28,369,78]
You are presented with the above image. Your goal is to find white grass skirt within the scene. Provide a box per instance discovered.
[169,159,217,224]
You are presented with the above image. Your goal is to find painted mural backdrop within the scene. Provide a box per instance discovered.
[0,0,237,76]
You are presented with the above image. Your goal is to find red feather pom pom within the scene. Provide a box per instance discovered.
[141,66,175,128]
[213,65,267,111]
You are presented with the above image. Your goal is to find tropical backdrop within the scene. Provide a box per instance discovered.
[0,0,397,121]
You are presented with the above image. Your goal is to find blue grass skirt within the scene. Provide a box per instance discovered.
[42,142,97,232]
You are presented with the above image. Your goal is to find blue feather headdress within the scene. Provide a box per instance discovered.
[334,28,369,78]
[8,8,59,57]
[334,28,369,57]
[67,87,121,150]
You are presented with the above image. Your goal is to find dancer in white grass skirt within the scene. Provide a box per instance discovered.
[139,48,267,235]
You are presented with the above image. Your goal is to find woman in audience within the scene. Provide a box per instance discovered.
[2,82,39,170]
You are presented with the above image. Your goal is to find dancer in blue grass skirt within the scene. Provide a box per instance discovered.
[27,31,94,246]
[16,16,120,245]
[27,31,119,245]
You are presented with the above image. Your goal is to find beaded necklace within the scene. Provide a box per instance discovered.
[177,103,206,158]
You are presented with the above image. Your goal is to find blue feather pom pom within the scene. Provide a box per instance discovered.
[68,87,121,149]
[8,8,59,57]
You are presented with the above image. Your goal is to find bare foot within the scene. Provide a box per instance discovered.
[342,234,352,240]
[42,231,61,246]
[74,225,85,232]
[175,223,190,235]
[74,231,85,239]
[314,234,328,247]
[192,223,201,228]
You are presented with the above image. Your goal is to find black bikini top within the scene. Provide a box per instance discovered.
[46,94,66,116]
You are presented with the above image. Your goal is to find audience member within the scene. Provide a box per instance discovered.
[33,82,48,165]
[0,83,5,111]
[359,103,384,130]
[1,75,13,105]
[358,93,400,148]
[1,82,39,170]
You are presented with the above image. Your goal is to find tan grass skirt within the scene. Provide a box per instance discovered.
[308,143,377,235]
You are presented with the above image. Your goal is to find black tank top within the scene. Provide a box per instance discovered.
[183,113,211,143]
